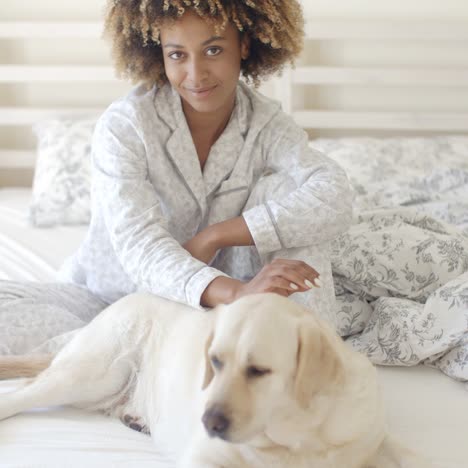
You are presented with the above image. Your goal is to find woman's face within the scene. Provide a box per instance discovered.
[159,12,249,118]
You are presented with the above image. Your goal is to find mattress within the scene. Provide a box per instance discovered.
[1,160,468,468]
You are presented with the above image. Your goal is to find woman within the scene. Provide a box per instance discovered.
[0,0,352,355]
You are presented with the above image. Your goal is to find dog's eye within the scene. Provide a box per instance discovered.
[246,366,271,378]
[210,355,223,370]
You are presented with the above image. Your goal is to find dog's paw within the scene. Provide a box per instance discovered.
[121,414,151,435]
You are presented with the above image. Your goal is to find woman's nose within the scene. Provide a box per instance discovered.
[186,58,208,84]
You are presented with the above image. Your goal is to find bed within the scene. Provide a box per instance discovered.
[0,188,87,282]
[1,14,468,468]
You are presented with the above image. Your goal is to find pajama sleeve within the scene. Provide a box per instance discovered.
[242,111,353,256]
[91,106,228,309]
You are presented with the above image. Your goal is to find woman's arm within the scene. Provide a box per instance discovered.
[187,217,321,308]
[183,216,253,307]
[242,112,353,257]
[183,216,254,264]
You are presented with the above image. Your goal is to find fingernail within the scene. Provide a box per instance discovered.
[314,278,323,288]
[304,279,314,288]
[289,282,299,290]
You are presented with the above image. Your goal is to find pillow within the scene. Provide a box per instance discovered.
[309,135,468,211]
[29,118,97,227]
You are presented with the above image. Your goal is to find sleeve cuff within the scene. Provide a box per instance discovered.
[185,267,230,310]
[242,204,283,256]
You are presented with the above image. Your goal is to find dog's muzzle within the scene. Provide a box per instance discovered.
[202,406,230,439]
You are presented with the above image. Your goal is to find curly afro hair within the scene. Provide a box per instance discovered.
[103,0,305,87]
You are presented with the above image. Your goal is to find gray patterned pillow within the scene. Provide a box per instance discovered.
[29,118,97,227]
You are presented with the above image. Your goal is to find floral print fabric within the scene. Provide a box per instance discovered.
[310,136,468,381]
[30,119,96,227]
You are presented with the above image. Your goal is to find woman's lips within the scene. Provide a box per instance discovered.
[185,85,217,98]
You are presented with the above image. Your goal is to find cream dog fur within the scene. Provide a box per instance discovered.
[0,293,427,467]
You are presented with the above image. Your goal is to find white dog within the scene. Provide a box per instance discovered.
[0,293,426,467]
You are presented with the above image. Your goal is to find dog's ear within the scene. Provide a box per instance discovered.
[294,317,345,409]
[201,330,214,390]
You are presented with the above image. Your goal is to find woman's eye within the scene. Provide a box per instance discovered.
[206,47,222,56]
[168,51,184,60]
[211,356,223,369]
[246,366,271,379]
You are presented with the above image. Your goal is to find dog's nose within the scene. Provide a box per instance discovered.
[202,407,230,438]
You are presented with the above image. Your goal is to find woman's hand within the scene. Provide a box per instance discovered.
[200,258,321,308]
[232,258,322,300]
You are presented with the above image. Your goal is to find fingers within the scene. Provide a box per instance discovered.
[247,275,301,298]
[238,259,323,300]
[267,259,322,290]
[271,276,303,294]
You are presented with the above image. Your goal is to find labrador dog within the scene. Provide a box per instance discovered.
[0,293,427,467]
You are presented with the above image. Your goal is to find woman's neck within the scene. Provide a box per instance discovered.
[182,94,236,145]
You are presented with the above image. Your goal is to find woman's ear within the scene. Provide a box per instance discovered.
[294,317,346,409]
[240,34,250,61]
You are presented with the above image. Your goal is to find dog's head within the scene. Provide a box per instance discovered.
[200,293,346,444]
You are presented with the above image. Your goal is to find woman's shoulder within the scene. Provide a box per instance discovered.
[100,83,180,134]
[239,82,303,140]
[101,84,155,119]
[91,84,165,156]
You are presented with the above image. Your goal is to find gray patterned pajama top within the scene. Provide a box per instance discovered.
[59,81,353,310]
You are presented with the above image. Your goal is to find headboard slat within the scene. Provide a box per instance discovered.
[0,107,103,126]
[0,66,116,83]
[0,150,36,169]
[293,67,468,87]
[294,110,468,131]
[0,22,101,38]
[305,20,468,40]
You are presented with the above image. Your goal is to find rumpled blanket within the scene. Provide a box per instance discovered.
[310,136,468,382]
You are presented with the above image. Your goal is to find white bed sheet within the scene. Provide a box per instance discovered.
[1,366,467,468]
[0,186,467,467]
[0,188,87,282]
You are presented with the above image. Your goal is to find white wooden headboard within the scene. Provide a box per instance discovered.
[1,17,468,186]
[276,19,468,137]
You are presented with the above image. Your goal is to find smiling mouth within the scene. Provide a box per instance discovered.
[185,85,217,96]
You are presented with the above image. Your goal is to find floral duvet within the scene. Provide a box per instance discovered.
[310,136,468,382]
